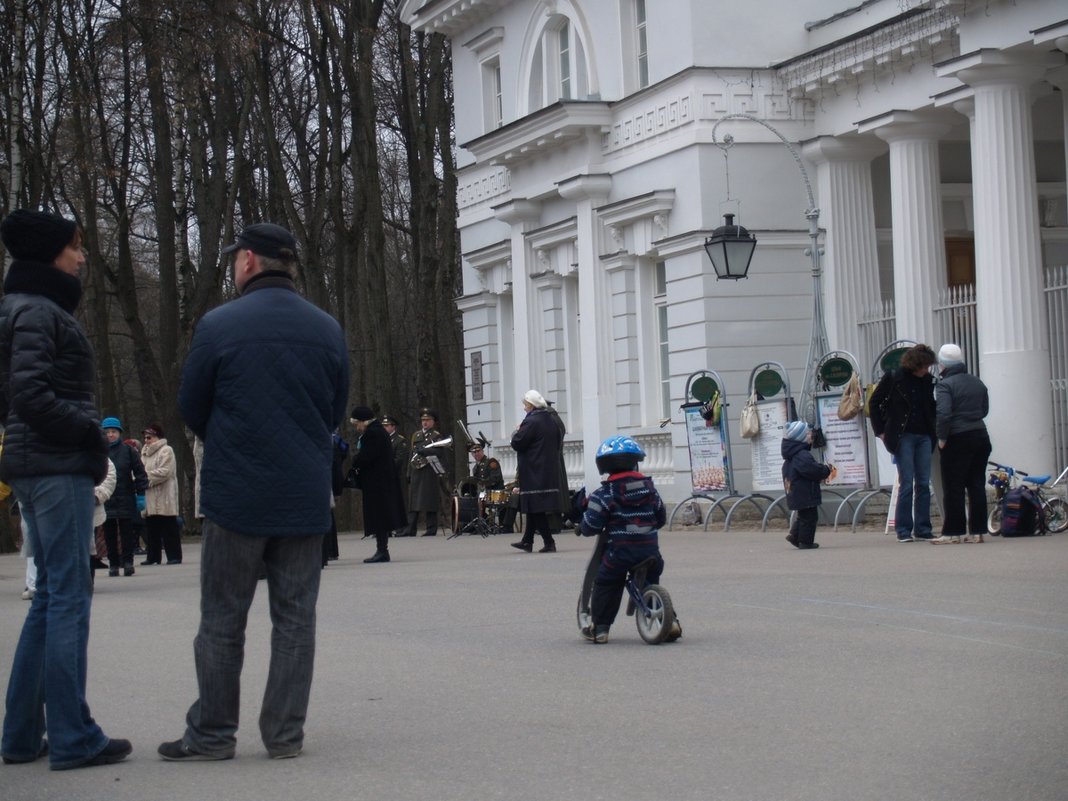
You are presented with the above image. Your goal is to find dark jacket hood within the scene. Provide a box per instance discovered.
[781,438,811,460]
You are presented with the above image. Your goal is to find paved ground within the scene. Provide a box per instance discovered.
[1,527,1066,801]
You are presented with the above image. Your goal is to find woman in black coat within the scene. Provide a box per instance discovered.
[510,390,563,553]
[869,344,938,542]
[349,407,406,563]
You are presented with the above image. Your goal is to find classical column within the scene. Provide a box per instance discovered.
[801,135,886,366]
[602,252,640,427]
[533,274,567,404]
[558,173,613,490]
[944,53,1055,471]
[863,112,951,344]
[492,198,541,423]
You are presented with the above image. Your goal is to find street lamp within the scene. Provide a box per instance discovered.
[703,213,757,280]
[707,113,828,425]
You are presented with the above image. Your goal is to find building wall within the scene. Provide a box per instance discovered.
[404,0,1068,500]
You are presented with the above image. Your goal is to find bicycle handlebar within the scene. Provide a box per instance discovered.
[988,461,1028,477]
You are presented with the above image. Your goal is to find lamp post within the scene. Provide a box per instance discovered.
[707,113,828,426]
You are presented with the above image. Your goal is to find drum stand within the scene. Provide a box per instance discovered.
[447,504,504,539]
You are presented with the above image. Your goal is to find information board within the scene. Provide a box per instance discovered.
[750,398,792,492]
[683,403,729,492]
[814,392,869,487]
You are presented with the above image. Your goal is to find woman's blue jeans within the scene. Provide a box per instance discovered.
[895,433,934,538]
[2,474,108,769]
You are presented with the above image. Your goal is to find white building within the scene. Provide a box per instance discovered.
[401,0,1068,501]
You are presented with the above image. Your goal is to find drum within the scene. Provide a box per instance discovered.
[452,495,481,532]
[484,489,509,507]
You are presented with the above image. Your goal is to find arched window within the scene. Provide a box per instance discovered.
[528,14,589,111]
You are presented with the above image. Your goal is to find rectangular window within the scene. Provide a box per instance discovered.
[482,57,504,131]
[654,261,669,417]
[559,23,572,99]
[492,62,503,128]
[636,0,648,89]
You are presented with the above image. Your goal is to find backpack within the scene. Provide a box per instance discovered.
[1000,487,1045,537]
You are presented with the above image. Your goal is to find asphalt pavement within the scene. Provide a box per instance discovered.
[1,526,1066,801]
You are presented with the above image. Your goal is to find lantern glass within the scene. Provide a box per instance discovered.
[703,213,756,280]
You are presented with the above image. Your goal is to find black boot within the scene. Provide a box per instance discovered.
[363,550,390,563]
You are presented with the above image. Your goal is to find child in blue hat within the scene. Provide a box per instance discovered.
[782,421,833,550]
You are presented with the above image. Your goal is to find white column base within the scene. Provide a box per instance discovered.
[982,349,1055,473]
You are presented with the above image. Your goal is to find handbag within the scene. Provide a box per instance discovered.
[740,393,760,439]
[838,373,862,421]
[699,390,722,427]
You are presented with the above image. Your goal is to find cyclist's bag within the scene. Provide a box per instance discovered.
[1000,487,1045,537]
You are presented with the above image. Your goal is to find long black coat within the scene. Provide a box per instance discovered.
[104,438,148,519]
[511,408,563,514]
[351,420,407,534]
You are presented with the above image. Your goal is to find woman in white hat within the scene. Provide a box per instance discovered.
[931,344,990,544]
[509,390,563,553]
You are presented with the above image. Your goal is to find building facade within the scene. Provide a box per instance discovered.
[401,0,1068,501]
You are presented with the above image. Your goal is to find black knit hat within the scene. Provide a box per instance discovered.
[350,405,376,422]
[1,209,79,264]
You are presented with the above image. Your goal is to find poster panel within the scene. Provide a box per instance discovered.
[815,393,869,487]
[683,403,728,493]
[750,398,791,492]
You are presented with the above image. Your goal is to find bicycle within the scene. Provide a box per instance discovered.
[986,462,1068,534]
[576,532,681,644]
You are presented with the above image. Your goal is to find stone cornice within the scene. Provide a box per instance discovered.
[401,0,511,37]
[462,101,613,166]
[777,5,961,99]
[463,239,510,270]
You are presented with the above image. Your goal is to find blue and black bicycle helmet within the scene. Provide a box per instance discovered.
[595,435,646,475]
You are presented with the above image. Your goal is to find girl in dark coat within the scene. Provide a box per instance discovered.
[781,420,832,550]
[510,390,563,553]
[349,407,407,563]
[868,344,938,542]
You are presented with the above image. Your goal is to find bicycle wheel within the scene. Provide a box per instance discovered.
[1044,496,1068,533]
[635,584,674,645]
[576,536,606,635]
[987,505,1002,535]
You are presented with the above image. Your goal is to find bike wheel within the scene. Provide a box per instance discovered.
[635,584,674,645]
[987,505,1002,535]
[1044,496,1068,533]
[576,536,606,635]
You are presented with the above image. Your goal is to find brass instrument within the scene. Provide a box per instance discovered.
[412,435,452,476]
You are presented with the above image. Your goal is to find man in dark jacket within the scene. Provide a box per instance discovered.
[0,209,131,769]
[160,223,348,763]
[510,389,563,553]
[100,417,148,576]
[869,344,938,542]
[932,343,991,544]
[404,409,449,537]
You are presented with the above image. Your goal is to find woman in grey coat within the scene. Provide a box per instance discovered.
[932,343,991,544]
